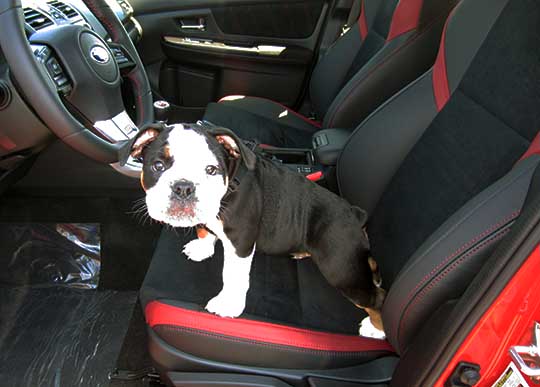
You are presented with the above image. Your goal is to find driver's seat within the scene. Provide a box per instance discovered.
[140,0,540,384]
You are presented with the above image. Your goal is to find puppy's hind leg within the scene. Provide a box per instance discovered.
[313,249,386,338]
[359,310,386,339]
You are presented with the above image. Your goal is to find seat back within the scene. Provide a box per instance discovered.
[338,0,540,353]
[309,0,456,129]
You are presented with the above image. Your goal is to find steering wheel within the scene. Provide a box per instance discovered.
[0,0,153,166]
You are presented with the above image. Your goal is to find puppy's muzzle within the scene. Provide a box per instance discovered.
[172,180,195,200]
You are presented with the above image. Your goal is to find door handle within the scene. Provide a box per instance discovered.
[179,18,206,31]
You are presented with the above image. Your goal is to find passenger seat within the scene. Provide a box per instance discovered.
[204,0,457,147]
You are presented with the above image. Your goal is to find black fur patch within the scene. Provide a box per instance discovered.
[220,153,377,308]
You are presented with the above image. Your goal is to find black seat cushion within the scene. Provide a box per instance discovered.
[140,228,394,370]
[204,96,321,148]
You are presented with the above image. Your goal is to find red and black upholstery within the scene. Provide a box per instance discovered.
[141,234,395,371]
[203,0,456,148]
[141,0,540,384]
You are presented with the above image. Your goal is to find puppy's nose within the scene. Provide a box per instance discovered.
[172,180,195,199]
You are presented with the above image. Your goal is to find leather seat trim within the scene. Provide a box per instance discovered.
[145,301,394,353]
[519,132,540,163]
[386,0,424,41]
[359,0,369,40]
[432,9,452,111]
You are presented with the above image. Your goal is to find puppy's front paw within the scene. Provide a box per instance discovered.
[359,316,386,339]
[205,290,246,318]
[183,238,215,262]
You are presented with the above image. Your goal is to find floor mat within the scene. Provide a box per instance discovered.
[0,196,162,291]
[0,287,137,387]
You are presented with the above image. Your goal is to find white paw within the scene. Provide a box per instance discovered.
[205,290,246,318]
[359,316,386,339]
[182,238,215,262]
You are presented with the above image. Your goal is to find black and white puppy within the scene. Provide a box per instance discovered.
[120,123,385,337]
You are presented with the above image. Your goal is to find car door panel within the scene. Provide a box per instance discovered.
[131,0,329,121]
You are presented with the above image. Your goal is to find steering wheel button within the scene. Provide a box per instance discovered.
[53,75,68,87]
[40,46,52,60]
[47,58,63,76]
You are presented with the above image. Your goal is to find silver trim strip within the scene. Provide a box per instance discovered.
[94,110,138,143]
[163,36,286,56]
[94,118,127,142]
[112,110,138,138]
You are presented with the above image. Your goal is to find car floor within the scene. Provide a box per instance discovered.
[0,287,137,386]
[0,192,162,386]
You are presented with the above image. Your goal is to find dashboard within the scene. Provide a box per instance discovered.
[21,0,135,38]
[0,0,140,181]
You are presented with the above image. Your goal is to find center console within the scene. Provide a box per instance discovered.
[259,146,320,176]
[258,128,351,183]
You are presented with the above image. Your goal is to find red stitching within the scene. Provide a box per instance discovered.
[146,301,394,352]
[152,317,376,351]
[397,227,511,349]
[84,0,118,41]
[157,325,392,356]
[397,211,520,316]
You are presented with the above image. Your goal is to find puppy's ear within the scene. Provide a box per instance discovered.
[206,126,256,170]
[118,123,166,166]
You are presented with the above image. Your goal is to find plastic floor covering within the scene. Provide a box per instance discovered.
[0,286,137,387]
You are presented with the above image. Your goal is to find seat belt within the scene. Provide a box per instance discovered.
[341,0,362,36]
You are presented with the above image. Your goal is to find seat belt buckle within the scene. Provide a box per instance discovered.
[306,171,323,182]
[341,24,351,36]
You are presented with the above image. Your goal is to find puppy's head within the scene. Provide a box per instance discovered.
[120,123,255,227]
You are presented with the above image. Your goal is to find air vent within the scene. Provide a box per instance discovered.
[47,1,80,19]
[23,7,54,30]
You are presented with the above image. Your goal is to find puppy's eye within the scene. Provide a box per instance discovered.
[152,160,166,172]
[205,165,219,176]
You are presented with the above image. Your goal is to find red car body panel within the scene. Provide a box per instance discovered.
[435,244,540,386]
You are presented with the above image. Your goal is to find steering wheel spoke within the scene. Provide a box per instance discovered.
[107,42,136,71]
[31,44,73,96]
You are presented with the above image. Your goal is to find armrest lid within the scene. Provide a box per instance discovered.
[312,128,351,166]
